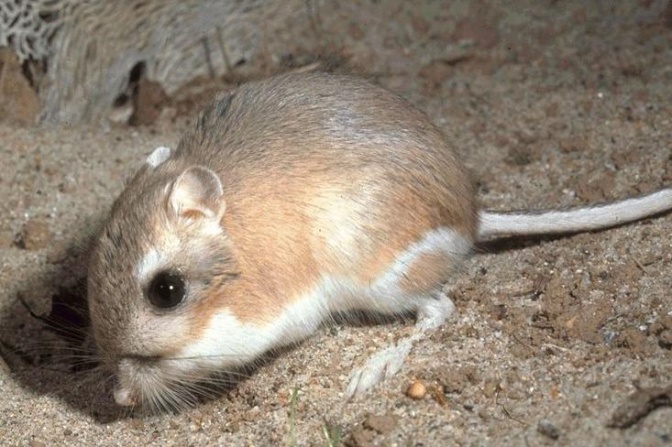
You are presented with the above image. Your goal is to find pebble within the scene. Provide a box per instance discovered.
[537,418,560,440]
[363,414,398,434]
[19,217,51,250]
[406,380,427,400]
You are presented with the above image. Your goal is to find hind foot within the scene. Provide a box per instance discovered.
[345,291,455,398]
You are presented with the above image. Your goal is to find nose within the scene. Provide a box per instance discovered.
[113,357,144,407]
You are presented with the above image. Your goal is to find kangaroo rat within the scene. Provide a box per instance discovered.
[87,72,672,409]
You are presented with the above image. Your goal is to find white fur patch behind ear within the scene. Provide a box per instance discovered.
[146,146,171,168]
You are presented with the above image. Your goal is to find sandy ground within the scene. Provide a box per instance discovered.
[1,0,672,445]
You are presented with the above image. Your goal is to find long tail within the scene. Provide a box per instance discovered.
[477,188,672,241]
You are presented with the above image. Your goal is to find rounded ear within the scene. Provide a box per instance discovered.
[168,166,225,220]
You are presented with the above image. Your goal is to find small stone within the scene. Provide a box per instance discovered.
[242,406,261,422]
[19,218,51,250]
[46,239,70,264]
[363,414,398,434]
[537,418,560,440]
[482,380,499,398]
[349,427,376,447]
[658,329,672,348]
[406,380,427,400]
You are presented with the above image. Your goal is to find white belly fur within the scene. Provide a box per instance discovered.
[177,227,472,366]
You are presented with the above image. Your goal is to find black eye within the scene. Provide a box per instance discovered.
[147,271,186,309]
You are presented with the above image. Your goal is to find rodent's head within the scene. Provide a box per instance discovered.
[87,147,240,410]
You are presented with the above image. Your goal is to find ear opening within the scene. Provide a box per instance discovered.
[168,166,225,221]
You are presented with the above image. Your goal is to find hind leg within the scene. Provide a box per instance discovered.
[345,227,470,398]
[345,290,455,397]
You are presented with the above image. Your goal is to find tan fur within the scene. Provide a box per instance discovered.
[173,74,476,332]
[194,190,321,328]
[87,72,478,402]
[185,127,475,330]
[397,251,455,295]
